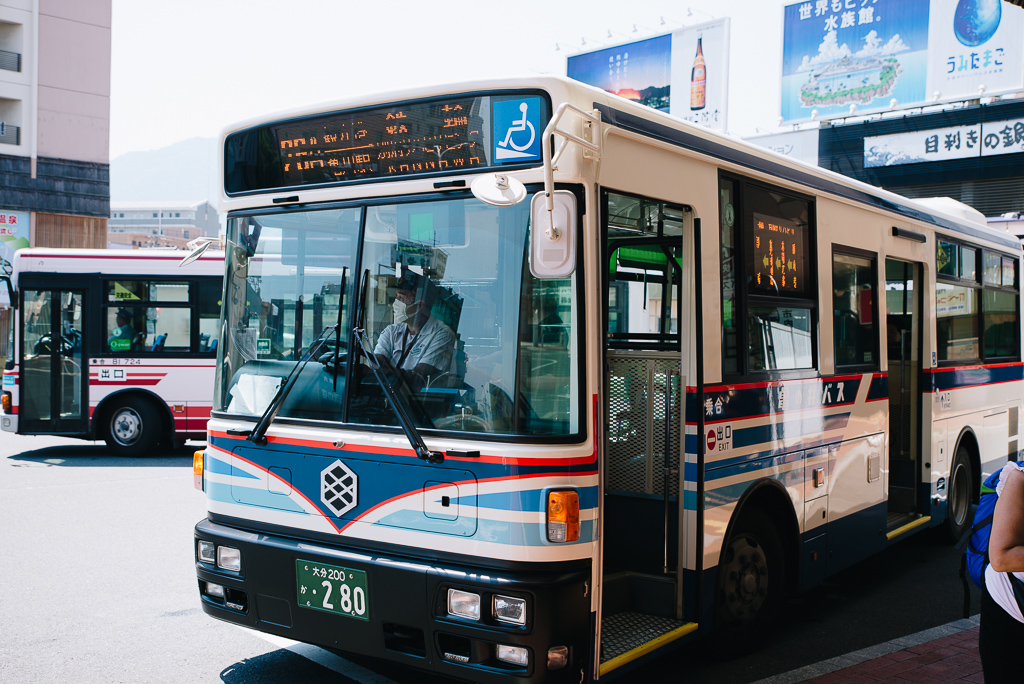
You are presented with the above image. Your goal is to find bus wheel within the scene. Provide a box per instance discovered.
[716,511,784,640]
[947,446,973,541]
[105,398,160,457]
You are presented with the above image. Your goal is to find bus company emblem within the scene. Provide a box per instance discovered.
[321,459,358,516]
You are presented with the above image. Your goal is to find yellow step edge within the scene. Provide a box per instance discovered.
[599,622,699,676]
[886,515,932,541]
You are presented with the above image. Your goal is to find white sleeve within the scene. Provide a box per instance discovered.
[995,461,1024,496]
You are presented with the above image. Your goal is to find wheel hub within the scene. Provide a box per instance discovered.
[722,536,768,623]
[112,409,141,445]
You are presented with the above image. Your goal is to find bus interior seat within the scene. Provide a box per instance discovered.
[151,333,167,352]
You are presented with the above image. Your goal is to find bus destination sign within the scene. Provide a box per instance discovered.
[751,212,808,295]
[223,92,550,195]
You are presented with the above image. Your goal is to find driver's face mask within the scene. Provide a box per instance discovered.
[393,297,418,324]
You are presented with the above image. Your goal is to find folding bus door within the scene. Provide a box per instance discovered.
[19,289,87,434]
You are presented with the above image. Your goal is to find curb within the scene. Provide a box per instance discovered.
[749,614,981,684]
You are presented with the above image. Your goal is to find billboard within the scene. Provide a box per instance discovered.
[566,18,731,131]
[781,0,1024,124]
[0,209,28,309]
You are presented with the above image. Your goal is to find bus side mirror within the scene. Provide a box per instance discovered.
[530,191,576,279]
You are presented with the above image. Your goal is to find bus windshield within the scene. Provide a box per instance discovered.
[216,193,580,437]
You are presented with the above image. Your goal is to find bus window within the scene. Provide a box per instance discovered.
[721,176,817,375]
[342,195,578,436]
[198,279,221,352]
[833,251,878,369]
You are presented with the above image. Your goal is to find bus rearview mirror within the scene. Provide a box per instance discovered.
[530,191,576,279]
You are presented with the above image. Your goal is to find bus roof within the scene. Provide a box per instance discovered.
[12,248,225,278]
[218,74,1022,253]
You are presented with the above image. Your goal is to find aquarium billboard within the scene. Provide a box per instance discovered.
[781,0,1024,124]
[566,18,731,131]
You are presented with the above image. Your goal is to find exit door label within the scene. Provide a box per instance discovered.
[707,424,732,453]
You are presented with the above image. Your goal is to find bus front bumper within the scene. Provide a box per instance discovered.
[194,518,590,683]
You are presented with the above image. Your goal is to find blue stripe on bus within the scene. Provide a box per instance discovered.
[925,363,1024,392]
[207,480,308,514]
[686,377,862,424]
[206,453,258,478]
[866,374,888,402]
[475,485,599,513]
[731,413,850,449]
[352,511,597,546]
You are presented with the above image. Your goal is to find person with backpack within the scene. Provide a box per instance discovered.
[980,460,1024,683]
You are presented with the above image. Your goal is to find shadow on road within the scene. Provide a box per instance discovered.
[7,441,204,467]
[220,650,353,684]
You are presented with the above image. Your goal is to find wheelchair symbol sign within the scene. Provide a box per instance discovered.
[493,97,542,163]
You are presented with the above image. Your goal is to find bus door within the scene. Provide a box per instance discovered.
[600,191,690,668]
[19,288,87,434]
[885,258,922,527]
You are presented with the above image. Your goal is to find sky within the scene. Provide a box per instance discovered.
[108,0,789,159]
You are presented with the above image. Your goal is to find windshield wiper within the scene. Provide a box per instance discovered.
[247,324,338,445]
[353,328,444,464]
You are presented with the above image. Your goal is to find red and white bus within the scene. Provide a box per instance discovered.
[1,248,223,455]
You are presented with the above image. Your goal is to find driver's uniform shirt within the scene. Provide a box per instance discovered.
[374,315,455,378]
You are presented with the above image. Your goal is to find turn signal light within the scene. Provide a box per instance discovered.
[193,450,205,491]
[547,490,579,543]
[1,392,10,413]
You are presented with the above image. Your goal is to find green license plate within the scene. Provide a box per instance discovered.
[295,559,369,621]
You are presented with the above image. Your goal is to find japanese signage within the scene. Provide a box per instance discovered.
[781,0,1024,124]
[223,93,550,195]
[0,209,28,308]
[566,18,731,132]
[751,212,808,295]
[864,117,1024,166]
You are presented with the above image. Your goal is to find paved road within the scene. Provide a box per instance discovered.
[0,433,978,683]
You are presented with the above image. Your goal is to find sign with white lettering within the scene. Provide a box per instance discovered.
[864,117,1024,167]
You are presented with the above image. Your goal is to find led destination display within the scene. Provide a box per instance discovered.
[751,211,808,296]
[223,92,549,195]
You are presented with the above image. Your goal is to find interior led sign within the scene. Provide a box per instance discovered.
[751,211,808,296]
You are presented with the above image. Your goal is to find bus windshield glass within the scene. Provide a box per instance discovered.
[216,194,580,438]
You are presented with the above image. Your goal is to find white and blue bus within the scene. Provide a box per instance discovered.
[190,76,1022,682]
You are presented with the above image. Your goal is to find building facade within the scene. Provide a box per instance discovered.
[108,200,221,249]
[0,0,111,360]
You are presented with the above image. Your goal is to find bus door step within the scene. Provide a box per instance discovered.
[600,611,695,667]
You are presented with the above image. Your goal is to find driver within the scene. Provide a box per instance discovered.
[108,307,138,349]
[374,271,455,389]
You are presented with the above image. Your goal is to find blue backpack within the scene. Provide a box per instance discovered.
[958,463,1024,617]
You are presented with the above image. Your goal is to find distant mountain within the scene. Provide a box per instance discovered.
[110,137,218,202]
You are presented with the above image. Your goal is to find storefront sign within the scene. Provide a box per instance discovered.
[864,116,1024,167]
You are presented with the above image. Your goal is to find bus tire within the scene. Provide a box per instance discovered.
[715,509,785,642]
[105,397,160,457]
[946,446,973,541]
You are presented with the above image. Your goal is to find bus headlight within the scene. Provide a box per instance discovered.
[547,489,580,543]
[447,588,480,620]
[492,594,526,625]
[217,546,242,572]
[496,644,529,666]
[197,540,216,564]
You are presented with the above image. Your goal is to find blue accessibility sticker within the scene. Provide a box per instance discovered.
[2,374,13,386]
[493,97,542,163]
